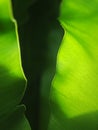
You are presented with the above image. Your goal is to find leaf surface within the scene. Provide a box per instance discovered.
[48,0,98,129]
[0,0,31,129]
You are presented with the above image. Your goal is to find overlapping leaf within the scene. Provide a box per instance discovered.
[0,0,31,129]
[48,0,98,129]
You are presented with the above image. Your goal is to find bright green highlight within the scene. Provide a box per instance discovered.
[0,0,12,20]
[49,0,98,129]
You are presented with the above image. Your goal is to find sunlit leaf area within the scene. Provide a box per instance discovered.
[0,0,98,130]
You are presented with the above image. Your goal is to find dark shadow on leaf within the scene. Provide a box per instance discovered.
[54,110,98,130]
[0,65,25,124]
[0,105,29,130]
[12,0,64,130]
[50,96,98,130]
[0,20,14,35]
[67,111,98,130]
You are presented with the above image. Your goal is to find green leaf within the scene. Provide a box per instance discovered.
[48,0,98,129]
[0,105,31,130]
[0,0,31,129]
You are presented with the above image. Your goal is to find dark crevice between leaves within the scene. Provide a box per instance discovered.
[11,0,64,130]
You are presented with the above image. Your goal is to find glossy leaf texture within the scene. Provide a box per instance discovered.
[48,0,98,130]
[0,0,31,129]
